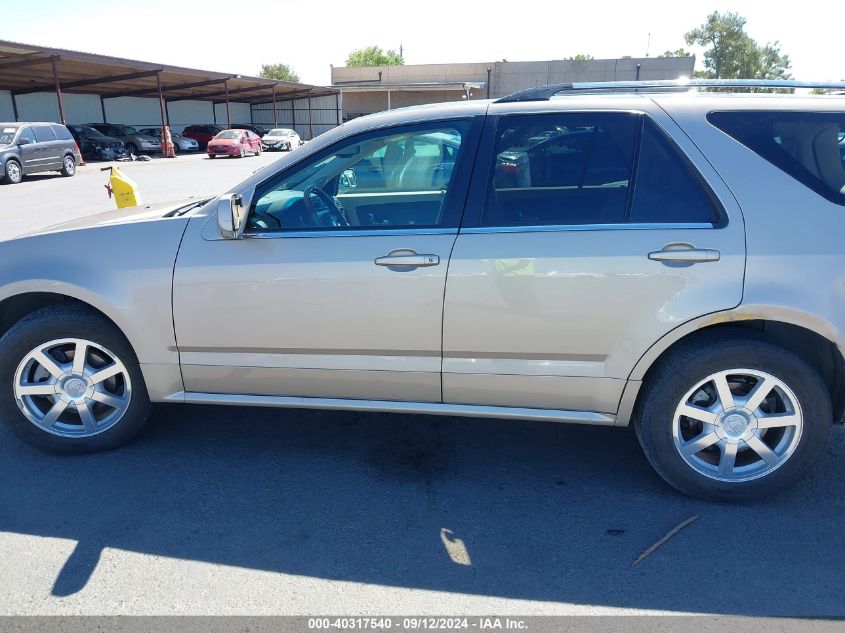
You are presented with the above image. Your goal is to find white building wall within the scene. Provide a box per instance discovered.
[166,100,214,133]
[213,102,251,125]
[251,94,340,139]
[102,97,161,126]
[0,90,14,121]
[11,92,103,124]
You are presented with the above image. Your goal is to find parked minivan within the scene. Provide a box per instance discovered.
[1,80,844,501]
[0,122,80,184]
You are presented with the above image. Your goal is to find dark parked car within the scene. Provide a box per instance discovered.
[181,125,223,149]
[86,124,161,155]
[0,122,80,184]
[232,123,266,137]
[67,124,127,161]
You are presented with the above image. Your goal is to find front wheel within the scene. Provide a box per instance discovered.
[634,331,831,501]
[3,159,22,184]
[0,304,151,454]
[126,143,138,155]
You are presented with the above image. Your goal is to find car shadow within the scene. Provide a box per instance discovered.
[1,404,843,614]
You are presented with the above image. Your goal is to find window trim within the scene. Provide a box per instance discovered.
[243,116,482,236]
[462,110,726,230]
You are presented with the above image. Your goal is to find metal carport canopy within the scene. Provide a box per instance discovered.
[0,39,338,128]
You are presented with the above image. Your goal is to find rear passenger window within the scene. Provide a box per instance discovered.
[629,119,719,224]
[32,126,55,142]
[708,111,845,206]
[483,113,638,226]
[51,125,73,141]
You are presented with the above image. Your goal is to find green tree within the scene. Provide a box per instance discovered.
[258,63,300,82]
[345,46,404,67]
[659,48,692,58]
[567,54,594,61]
[684,11,791,79]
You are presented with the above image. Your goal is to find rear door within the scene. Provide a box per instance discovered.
[442,100,746,415]
[31,125,60,171]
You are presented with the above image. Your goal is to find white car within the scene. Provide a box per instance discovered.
[261,128,301,151]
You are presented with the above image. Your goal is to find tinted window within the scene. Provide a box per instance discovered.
[32,125,55,142]
[629,119,719,224]
[51,125,73,141]
[709,111,845,206]
[18,127,36,144]
[483,113,638,226]
[248,122,469,232]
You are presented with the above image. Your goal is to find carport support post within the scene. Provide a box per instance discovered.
[307,93,313,140]
[224,80,231,128]
[156,72,172,158]
[272,85,278,127]
[51,59,66,125]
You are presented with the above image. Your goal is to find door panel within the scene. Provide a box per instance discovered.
[173,222,456,402]
[443,225,745,413]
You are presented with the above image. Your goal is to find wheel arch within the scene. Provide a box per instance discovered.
[622,310,845,426]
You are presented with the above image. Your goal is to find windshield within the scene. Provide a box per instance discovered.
[118,125,140,135]
[0,127,19,145]
[269,129,290,136]
[215,130,241,139]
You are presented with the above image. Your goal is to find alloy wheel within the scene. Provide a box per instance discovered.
[6,161,21,183]
[672,368,803,482]
[13,338,132,437]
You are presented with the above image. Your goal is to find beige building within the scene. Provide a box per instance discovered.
[332,56,695,119]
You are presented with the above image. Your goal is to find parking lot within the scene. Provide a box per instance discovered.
[1,156,844,617]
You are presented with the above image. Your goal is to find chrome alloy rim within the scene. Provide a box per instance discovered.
[64,156,75,174]
[7,161,21,182]
[672,369,803,482]
[13,338,132,437]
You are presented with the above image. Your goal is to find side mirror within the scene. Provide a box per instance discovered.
[17,138,31,146]
[217,194,245,239]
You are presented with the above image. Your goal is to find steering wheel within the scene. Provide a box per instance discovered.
[303,185,349,228]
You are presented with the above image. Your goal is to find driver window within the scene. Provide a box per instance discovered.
[247,122,468,232]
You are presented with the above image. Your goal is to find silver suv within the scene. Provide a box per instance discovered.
[1,80,844,501]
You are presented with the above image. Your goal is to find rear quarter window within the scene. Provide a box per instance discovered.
[708,111,845,206]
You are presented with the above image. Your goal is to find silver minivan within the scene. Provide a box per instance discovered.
[1,80,844,501]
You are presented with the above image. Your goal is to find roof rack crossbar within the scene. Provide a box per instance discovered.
[495,79,845,103]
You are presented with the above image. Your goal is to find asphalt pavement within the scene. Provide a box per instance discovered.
[0,151,843,617]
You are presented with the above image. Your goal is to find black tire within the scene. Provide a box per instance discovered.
[126,142,138,155]
[634,329,832,501]
[0,304,151,454]
[60,154,76,177]
[2,159,22,184]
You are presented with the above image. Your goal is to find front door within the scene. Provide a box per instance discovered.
[16,127,40,173]
[173,118,480,402]
[442,104,746,415]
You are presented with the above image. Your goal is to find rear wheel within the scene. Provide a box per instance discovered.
[3,159,22,184]
[0,304,151,454]
[634,331,831,501]
[60,155,76,177]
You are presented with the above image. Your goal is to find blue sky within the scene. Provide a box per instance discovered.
[1,0,840,84]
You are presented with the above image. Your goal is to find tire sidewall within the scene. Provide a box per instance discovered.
[5,160,22,184]
[0,307,151,454]
[637,338,832,501]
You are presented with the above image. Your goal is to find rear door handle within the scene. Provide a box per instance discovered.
[374,252,440,268]
[648,248,720,263]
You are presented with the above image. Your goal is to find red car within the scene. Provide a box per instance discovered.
[206,129,262,158]
[180,124,222,149]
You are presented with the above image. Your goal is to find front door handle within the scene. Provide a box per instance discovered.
[374,251,440,268]
[648,246,720,263]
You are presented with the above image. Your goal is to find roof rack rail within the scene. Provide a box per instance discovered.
[495,79,845,103]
